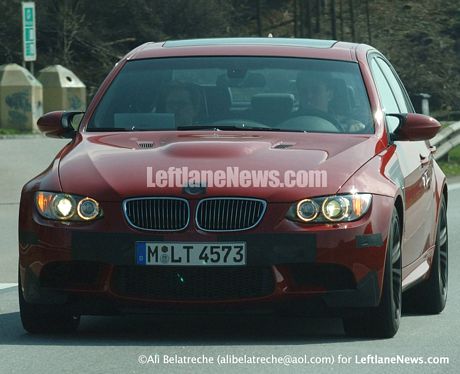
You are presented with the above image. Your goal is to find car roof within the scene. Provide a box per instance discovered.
[163,38,337,48]
[127,38,363,62]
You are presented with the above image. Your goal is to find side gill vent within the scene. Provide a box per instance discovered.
[273,143,294,149]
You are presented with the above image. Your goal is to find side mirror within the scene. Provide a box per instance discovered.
[388,113,441,141]
[37,111,83,138]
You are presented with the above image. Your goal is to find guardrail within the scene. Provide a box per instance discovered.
[431,121,460,160]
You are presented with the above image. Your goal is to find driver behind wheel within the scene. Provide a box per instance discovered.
[295,71,366,133]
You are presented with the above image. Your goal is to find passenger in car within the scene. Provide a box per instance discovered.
[295,72,366,133]
[157,82,204,126]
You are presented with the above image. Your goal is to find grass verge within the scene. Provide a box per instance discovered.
[0,128,34,135]
[438,145,460,176]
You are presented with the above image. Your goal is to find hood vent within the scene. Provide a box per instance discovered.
[137,141,154,149]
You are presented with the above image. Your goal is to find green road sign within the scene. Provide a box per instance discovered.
[22,2,36,62]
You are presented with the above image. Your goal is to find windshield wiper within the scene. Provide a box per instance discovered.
[85,125,307,133]
[86,127,128,132]
[86,127,171,132]
[176,125,305,132]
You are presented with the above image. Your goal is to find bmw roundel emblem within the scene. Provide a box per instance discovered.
[183,182,206,195]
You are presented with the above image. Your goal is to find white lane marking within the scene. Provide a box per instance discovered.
[0,283,17,290]
[448,183,460,191]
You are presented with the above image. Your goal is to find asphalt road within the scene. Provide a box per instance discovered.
[0,137,459,374]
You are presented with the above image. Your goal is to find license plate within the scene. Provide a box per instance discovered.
[135,242,246,266]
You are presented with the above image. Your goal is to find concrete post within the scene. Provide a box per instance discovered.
[37,65,86,113]
[0,63,43,132]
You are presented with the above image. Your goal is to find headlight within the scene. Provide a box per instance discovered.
[52,194,76,219]
[77,197,100,220]
[322,196,350,221]
[35,192,103,221]
[296,199,320,222]
[287,193,372,223]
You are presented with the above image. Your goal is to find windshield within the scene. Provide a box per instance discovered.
[87,57,374,134]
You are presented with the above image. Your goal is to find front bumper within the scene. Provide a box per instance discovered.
[18,194,394,313]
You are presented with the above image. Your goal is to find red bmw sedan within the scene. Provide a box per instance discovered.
[19,38,448,338]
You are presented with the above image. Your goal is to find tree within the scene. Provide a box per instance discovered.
[331,0,337,39]
[0,0,23,63]
[348,0,356,42]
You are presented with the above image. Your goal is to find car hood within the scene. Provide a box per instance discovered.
[58,131,381,202]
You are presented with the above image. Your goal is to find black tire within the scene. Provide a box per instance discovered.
[403,196,448,314]
[18,271,80,334]
[343,207,402,339]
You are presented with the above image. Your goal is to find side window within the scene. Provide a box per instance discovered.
[376,59,429,151]
[375,58,410,113]
[370,58,400,132]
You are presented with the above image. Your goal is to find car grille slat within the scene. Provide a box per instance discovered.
[161,199,165,229]
[155,200,160,229]
[237,200,242,228]
[124,198,189,231]
[242,200,248,227]
[196,198,266,232]
[174,200,178,229]
[165,199,169,230]
[239,201,246,227]
[219,199,224,229]
[224,200,228,228]
[232,199,237,229]
[148,199,153,229]
[249,200,256,226]
[207,199,212,228]
[230,199,236,228]
[239,200,244,228]
[140,200,145,228]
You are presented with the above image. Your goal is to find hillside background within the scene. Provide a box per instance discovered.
[1,0,459,117]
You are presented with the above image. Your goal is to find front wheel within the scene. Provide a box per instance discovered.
[18,270,80,334]
[343,207,402,338]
